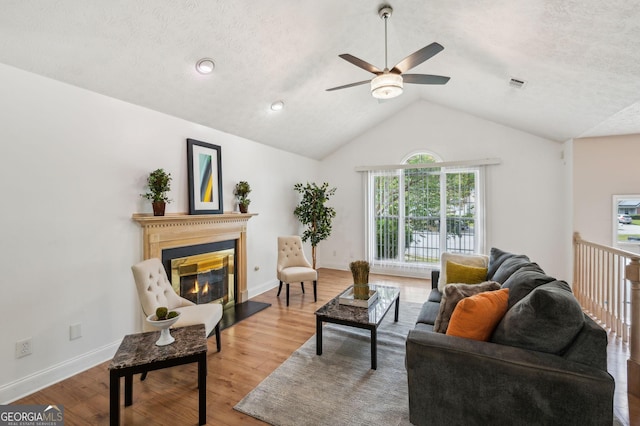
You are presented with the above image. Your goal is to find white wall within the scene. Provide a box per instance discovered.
[0,63,318,402]
[573,134,640,247]
[318,100,570,281]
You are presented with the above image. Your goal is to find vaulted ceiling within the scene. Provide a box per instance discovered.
[2,1,640,159]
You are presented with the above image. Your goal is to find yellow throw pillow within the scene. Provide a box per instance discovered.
[446,260,488,284]
[446,288,509,341]
[437,253,489,292]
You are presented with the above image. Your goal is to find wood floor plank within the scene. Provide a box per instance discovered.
[13,269,634,425]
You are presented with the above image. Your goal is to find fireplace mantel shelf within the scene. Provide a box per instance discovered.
[132,212,258,226]
[132,212,257,303]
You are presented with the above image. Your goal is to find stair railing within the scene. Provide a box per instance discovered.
[573,232,640,397]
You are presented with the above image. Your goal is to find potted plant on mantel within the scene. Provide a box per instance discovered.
[234,181,251,213]
[141,168,172,216]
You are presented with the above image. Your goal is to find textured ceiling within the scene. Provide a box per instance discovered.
[1,0,640,159]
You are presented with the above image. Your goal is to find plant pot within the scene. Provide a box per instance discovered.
[152,201,166,216]
[239,204,248,213]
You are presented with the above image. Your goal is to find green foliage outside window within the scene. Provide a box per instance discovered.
[373,153,477,264]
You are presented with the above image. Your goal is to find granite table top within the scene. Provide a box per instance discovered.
[315,284,400,326]
[109,324,207,371]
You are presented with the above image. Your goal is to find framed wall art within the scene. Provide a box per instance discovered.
[187,138,223,214]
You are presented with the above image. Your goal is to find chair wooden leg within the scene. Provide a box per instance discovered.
[286,283,290,306]
[313,280,317,302]
[215,323,221,352]
[301,282,305,293]
[277,281,283,296]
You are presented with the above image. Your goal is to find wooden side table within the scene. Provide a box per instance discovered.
[108,324,208,425]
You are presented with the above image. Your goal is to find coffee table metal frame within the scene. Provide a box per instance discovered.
[315,284,400,370]
[108,324,208,425]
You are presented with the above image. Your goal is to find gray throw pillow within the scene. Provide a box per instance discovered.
[490,255,532,284]
[501,264,555,309]
[491,280,585,354]
[433,281,501,333]
[486,247,518,280]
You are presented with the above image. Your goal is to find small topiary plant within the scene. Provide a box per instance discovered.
[154,306,178,320]
[234,181,252,212]
[155,307,168,320]
[141,168,172,203]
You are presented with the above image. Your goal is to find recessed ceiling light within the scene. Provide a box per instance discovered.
[196,58,215,74]
[270,101,284,111]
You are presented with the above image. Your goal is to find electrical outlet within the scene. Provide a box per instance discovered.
[16,338,32,358]
[70,323,82,340]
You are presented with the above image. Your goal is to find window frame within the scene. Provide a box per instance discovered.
[364,154,486,275]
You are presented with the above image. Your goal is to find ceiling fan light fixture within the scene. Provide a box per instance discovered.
[195,58,215,74]
[371,73,403,99]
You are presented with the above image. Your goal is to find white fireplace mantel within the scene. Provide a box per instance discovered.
[132,212,257,303]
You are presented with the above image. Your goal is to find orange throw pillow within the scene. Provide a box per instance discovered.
[446,288,509,341]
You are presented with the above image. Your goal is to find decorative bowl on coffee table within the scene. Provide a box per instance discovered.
[146,312,181,346]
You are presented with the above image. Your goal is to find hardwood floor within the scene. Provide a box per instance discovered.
[14,269,639,425]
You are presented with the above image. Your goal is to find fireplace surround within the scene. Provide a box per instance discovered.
[132,213,256,304]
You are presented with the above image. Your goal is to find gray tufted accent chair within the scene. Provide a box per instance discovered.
[276,236,318,306]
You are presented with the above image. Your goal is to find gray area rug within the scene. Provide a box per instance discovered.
[234,301,421,426]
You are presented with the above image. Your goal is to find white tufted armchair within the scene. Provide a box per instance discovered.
[276,236,318,306]
[131,258,223,351]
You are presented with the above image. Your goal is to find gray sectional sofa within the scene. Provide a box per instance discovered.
[405,248,615,425]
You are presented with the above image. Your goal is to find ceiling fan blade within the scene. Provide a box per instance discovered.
[402,74,450,85]
[326,80,371,92]
[391,42,444,74]
[339,54,383,75]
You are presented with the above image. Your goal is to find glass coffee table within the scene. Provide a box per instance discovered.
[315,284,400,370]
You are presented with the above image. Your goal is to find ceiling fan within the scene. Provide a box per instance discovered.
[326,5,450,100]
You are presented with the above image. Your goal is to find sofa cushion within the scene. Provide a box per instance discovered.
[437,252,489,291]
[501,264,556,309]
[486,247,518,280]
[433,281,501,333]
[562,315,608,370]
[427,288,442,303]
[490,255,532,284]
[445,261,488,285]
[491,280,585,354]
[416,298,441,326]
[446,288,509,341]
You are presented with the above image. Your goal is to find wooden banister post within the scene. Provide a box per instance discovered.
[626,257,640,397]
[572,232,583,303]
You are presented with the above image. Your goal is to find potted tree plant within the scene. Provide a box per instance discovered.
[234,181,251,213]
[141,168,172,216]
[293,182,337,269]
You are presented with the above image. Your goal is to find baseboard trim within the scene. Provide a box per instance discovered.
[319,263,431,280]
[0,341,120,404]
[248,279,279,299]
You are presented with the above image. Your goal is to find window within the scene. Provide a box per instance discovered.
[366,153,485,273]
[613,195,640,247]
